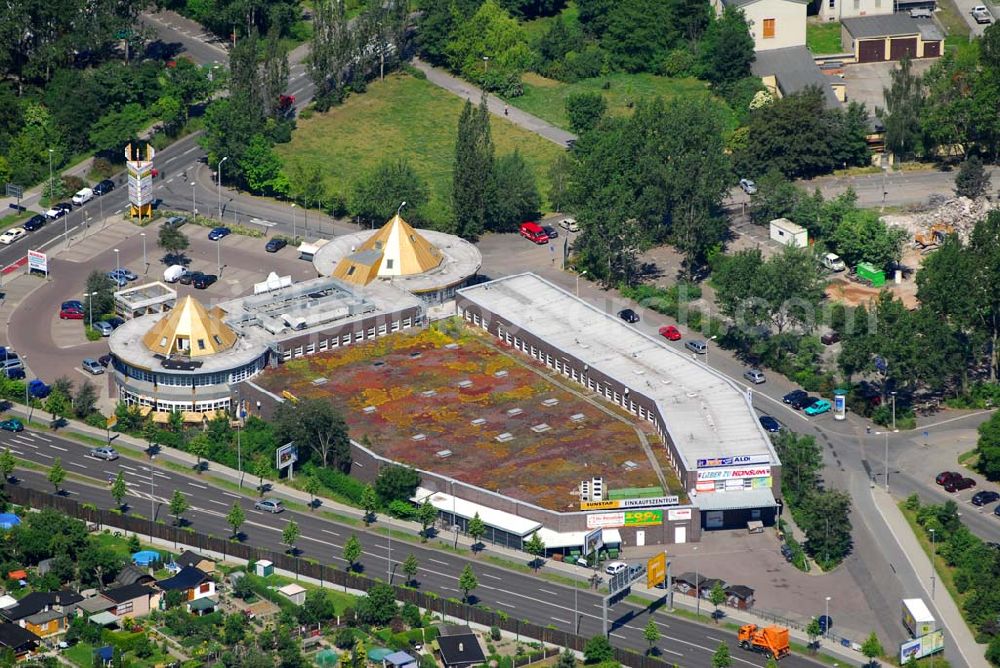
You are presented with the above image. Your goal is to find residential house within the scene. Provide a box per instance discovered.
[175,550,216,575]
[818,0,935,23]
[437,630,486,668]
[101,584,159,620]
[77,596,116,617]
[0,591,83,638]
[712,0,808,51]
[0,622,40,660]
[751,46,845,109]
[385,651,418,668]
[155,566,215,604]
[112,564,155,588]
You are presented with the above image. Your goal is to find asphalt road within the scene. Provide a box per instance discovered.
[3,427,825,668]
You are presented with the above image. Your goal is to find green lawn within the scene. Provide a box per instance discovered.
[521,1,580,43]
[937,0,972,45]
[515,72,736,131]
[277,72,566,227]
[806,21,844,54]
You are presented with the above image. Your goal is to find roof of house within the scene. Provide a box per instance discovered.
[177,550,213,568]
[78,597,116,614]
[675,573,707,587]
[142,295,238,358]
[6,570,26,581]
[187,597,217,611]
[722,0,809,7]
[278,584,306,597]
[333,214,443,286]
[88,611,120,626]
[0,622,40,650]
[1,591,83,621]
[437,633,486,667]
[114,564,155,587]
[751,46,843,110]
[842,14,943,40]
[725,585,756,598]
[102,584,154,604]
[25,608,65,625]
[385,651,418,666]
[156,566,208,591]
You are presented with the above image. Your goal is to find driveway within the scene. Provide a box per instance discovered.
[842,59,936,114]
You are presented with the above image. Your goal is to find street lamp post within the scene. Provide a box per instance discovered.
[85,291,98,328]
[706,335,718,367]
[483,55,489,72]
[191,181,196,216]
[824,596,831,639]
[291,204,297,240]
[576,270,587,297]
[22,355,28,411]
[876,430,899,491]
[235,389,243,488]
[397,201,407,218]
[929,528,936,599]
[140,233,147,273]
[693,546,700,618]
[114,248,120,278]
[47,149,54,204]
[891,391,897,431]
[217,157,229,218]
[216,238,221,276]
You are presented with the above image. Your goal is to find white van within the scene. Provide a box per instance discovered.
[71,188,94,205]
[163,265,189,283]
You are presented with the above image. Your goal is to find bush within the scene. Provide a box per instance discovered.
[84,326,102,341]
[490,625,502,641]
[312,467,367,505]
[91,158,116,179]
[387,500,415,519]
[334,627,356,649]
[62,175,84,194]
[659,49,698,77]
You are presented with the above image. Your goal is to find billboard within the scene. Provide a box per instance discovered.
[580,495,679,511]
[697,454,770,468]
[668,508,692,521]
[697,466,772,481]
[647,553,666,589]
[276,442,298,470]
[625,510,663,527]
[582,528,603,557]
[27,250,47,275]
[586,512,625,529]
[899,631,944,663]
[125,143,155,209]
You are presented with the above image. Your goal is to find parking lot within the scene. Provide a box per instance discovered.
[842,59,935,115]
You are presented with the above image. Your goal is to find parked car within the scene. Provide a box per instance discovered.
[805,399,832,415]
[658,325,682,341]
[208,226,231,241]
[519,221,548,244]
[61,300,84,312]
[98,354,112,367]
[559,218,579,233]
[945,477,977,493]
[23,215,47,232]
[739,178,757,195]
[54,202,73,214]
[794,395,820,411]
[759,416,782,432]
[93,179,115,196]
[541,225,558,239]
[254,498,285,513]
[192,273,217,289]
[685,340,707,354]
[3,366,24,380]
[81,358,104,375]
[115,268,137,281]
[106,316,125,329]
[89,446,119,461]
[179,271,202,286]
[618,308,640,323]
[779,544,794,562]
[163,216,187,229]
[817,615,833,634]
[972,491,1000,506]
[743,369,766,384]
[71,188,94,205]
[0,228,26,245]
[105,272,128,287]
[936,471,961,486]
[59,308,84,320]
[43,207,66,220]
[92,321,114,336]
[821,332,841,345]
[972,5,994,23]
[163,265,189,283]
[265,238,287,253]
[783,389,808,405]
[0,419,23,432]
[604,561,628,575]
[27,380,50,399]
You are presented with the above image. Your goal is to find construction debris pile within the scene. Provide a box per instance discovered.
[881,196,997,246]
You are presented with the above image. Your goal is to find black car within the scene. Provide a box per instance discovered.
[54,202,73,213]
[2,366,24,380]
[542,225,558,239]
[995,505,1000,518]
[179,271,201,286]
[106,316,125,329]
[93,179,115,196]
[793,395,820,411]
[759,416,781,433]
[780,544,793,562]
[783,389,807,405]
[98,354,112,367]
[23,215,46,231]
[193,273,217,289]
[265,238,288,253]
[972,491,1000,506]
[817,615,833,634]
[618,308,640,323]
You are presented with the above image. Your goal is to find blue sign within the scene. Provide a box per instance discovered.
[874,355,888,373]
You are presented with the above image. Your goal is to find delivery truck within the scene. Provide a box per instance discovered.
[902,598,936,638]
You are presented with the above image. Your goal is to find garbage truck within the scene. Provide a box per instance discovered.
[738,624,791,660]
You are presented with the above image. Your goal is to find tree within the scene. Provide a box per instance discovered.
[374,465,421,503]
[547,153,573,213]
[860,632,883,666]
[350,159,429,227]
[358,582,398,625]
[698,7,755,89]
[84,271,116,321]
[467,512,486,553]
[48,458,65,494]
[188,434,209,471]
[565,93,607,135]
[583,636,613,664]
[44,388,70,428]
[361,484,378,526]
[749,171,802,225]
[798,489,853,566]
[773,432,823,508]
[110,472,128,510]
[489,150,541,232]
[955,156,990,199]
[711,642,731,668]
[169,489,189,526]
[226,502,246,538]
[416,499,438,542]
[643,618,660,654]
[402,553,419,585]
[524,531,546,571]
[300,589,336,625]
[445,0,533,94]
[708,582,727,622]
[830,209,907,270]
[978,412,1000,481]
[251,455,270,497]
[78,544,124,588]
[557,648,576,668]
[453,97,496,240]
[417,0,463,65]
[309,0,353,110]
[261,28,290,120]
[806,618,823,649]
[272,398,351,470]
[88,103,145,154]
[343,534,362,571]
[304,474,322,511]
[282,520,300,554]
[158,225,189,259]
[458,564,478,603]
[73,381,98,419]
[239,134,290,196]
[0,449,15,486]
[877,56,925,160]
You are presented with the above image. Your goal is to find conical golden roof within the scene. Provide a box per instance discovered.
[332,214,443,285]
[142,296,238,358]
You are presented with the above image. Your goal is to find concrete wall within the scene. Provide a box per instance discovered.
[820,0,892,22]
[743,0,808,51]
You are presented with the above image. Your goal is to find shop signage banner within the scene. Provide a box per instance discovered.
[624,510,663,527]
[580,495,679,511]
[697,466,772,481]
[697,454,770,468]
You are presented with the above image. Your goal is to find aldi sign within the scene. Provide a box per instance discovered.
[697,454,770,468]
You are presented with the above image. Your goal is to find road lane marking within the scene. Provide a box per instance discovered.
[496,601,515,609]
[429,558,449,566]
[610,633,626,639]
[551,617,569,625]
[153,472,171,479]
[49,445,66,452]
[209,499,226,506]
[187,482,207,489]
[119,464,136,472]
[482,573,501,580]
[223,492,241,498]
[32,434,51,442]
[538,588,557,596]
[36,453,52,459]
[69,462,87,469]
[321,529,340,537]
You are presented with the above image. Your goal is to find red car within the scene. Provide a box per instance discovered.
[59,308,84,320]
[945,477,976,493]
[658,325,682,341]
[519,221,549,244]
[936,471,961,486]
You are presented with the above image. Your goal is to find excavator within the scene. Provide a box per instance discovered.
[913,223,955,250]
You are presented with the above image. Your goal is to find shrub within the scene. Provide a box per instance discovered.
[490,625,502,641]
[62,175,84,193]
[387,499,416,519]
[312,467,367,505]
[91,158,115,179]
[84,326,102,341]
[334,627,356,649]
[659,49,698,77]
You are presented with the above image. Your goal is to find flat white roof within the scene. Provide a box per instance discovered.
[535,527,622,549]
[903,598,935,622]
[413,487,541,537]
[278,583,306,596]
[457,274,779,472]
[694,488,777,512]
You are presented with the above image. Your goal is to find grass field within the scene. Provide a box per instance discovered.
[277,72,565,227]
[807,20,844,54]
[521,1,580,43]
[937,0,972,47]
[515,72,736,131]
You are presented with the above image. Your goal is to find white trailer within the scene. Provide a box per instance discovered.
[769,218,808,248]
[902,598,937,638]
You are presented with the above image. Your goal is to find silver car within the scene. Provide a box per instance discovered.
[254,498,284,513]
[93,321,114,337]
[89,446,119,461]
[82,358,104,375]
[743,369,766,384]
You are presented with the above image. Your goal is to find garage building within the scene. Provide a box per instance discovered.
[841,14,943,62]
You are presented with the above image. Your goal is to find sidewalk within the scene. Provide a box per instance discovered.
[870,486,989,668]
[411,58,576,148]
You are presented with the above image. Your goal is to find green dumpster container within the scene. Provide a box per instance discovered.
[856,262,885,287]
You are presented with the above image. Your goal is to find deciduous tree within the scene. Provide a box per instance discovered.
[361,484,378,525]
[48,458,65,494]
[453,98,496,240]
[489,150,540,232]
[350,159,429,227]
[110,472,128,509]
[458,564,478,602]
[343,534,362,571]
[955,156,990,199]
[272,398,351,470]
[416,499,438,541]
[226,501,246,538]
[402,553,419,585]
[169,489,189,526]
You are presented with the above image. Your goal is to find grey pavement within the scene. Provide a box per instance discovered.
[412,58,576,148]
[139,10,229,66]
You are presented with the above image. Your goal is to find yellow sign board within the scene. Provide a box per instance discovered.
[647,553,666,589]
[106,415,118,429]
[624,509,663,527]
